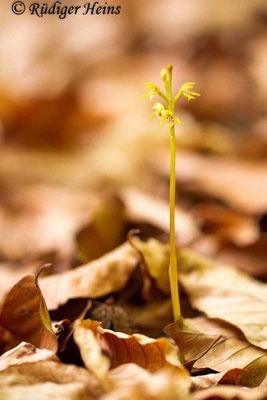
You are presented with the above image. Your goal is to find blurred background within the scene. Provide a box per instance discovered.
[0,0,266,281]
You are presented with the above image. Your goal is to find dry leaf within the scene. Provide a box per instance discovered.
[102,363,190,400]
[76,194,125,263]
[178,249,267,349]
[74,319,110,382]
[0,382,100,400]
[154,150,267,214]
[0,342,55,372]
[129,236,170,296]
[122,188,199,245]
[210,237,267,281]
[40,243,138,310]
[0,184,96,264]
[190,369,247,390]
[74,319,189,376]
[0,271,58,353]
[165,317,267,387]
[0,358,102,390]
[192,202,259,246]
[191,385,267,400]
[0,343,103,398]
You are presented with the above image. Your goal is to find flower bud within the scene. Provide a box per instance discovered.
[161,68,168,84]
[167,64,173,74]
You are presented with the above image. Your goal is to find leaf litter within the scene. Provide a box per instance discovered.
[1,5,267,397]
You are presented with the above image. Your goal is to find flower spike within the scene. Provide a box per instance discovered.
[141,64,200,322]
[142,68,200,127]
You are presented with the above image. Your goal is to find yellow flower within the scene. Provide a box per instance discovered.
[142,82,168,102]
[141,83,157,99]
[151,103,181,127]
[142,66,200,127]
[151,102,165,121]
[161,110,181,127]
[179,82,200,101]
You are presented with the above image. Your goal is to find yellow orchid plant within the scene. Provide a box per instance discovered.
[142,65,200,320]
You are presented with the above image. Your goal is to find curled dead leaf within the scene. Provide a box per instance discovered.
[74,319,189,377]
[0,269,57,353]
[129,235,170,297]
[165,317,267,387]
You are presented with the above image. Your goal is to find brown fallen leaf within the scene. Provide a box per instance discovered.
[0,261,36,304]
[0,382,101,400]
[74,319,189,376]
[0,342,55,372]
[0,343,103,398]
[153,150,267,214]
[116,237,266,349]
[178,249,267,349]
[74,319,110,383]
[129,235,170,297]
[0,269,58,353]
[192,202,259,246]
[101,363,190,400]
[122,188,199,245]
[76,194,126,263]
[40,243,138,310]
[190,385,267,400]
[259,374,267,390]
[190,369,247,390]
[0,184,97,264]
[0,358,102,391]
[127,233,169,302]
[165,317,267,387]
[211,237,267,281]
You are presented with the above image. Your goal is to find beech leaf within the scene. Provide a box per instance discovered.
[190,368,247,390]
[190,385,267,400]
[102,363,190,400]
[76,194,125,262]
[74,319,189,376]
[178,249,267,349]
[165,317,267,387]
[155,150,267,214]
[0,342,55,372]
[40,243,138,310]
[0,270,58,353]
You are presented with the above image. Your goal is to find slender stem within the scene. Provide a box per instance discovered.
[166,66,181,321]
[169,124,181,320]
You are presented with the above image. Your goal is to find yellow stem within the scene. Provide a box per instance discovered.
[169,124,181,320]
